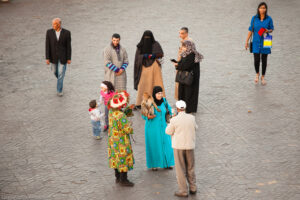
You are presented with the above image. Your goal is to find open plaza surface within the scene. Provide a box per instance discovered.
[0,0,299,199]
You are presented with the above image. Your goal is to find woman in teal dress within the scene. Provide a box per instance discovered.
[142,86,175,170]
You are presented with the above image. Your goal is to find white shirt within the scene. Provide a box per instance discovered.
[166,112,198,150]
[89,108,104,121]
[55,28,61,40]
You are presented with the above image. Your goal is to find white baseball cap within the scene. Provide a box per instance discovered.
[176,100,186,109]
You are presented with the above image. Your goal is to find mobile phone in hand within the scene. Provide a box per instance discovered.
[170,59,178,63]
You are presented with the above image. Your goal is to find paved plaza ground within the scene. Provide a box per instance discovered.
[0,0,299,199]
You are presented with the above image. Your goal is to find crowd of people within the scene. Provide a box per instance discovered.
[45,2,274,197]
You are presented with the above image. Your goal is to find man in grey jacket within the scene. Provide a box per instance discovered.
[103,33,128,90]
[166,100,198,197]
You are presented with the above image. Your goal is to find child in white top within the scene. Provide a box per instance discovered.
[89,100,104,140]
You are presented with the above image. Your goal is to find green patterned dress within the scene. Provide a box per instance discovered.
[108,110,134,172]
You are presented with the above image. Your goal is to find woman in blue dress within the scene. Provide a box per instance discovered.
[245,2,274,85]
[142,86,175,170]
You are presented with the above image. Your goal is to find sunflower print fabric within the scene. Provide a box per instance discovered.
[108,110,134,172]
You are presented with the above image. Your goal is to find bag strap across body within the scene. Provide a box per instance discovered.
[249,16,255,53]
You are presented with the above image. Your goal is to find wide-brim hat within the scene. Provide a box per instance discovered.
[107,90,129,110]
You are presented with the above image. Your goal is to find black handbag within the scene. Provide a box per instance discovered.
[249,17,255,53]
[175,70,194,86]
[164,99,171,123]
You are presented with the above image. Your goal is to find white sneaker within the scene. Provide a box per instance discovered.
[57,92,63,97]
[95,136,102,140]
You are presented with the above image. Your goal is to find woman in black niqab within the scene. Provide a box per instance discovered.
[137,30,156,54]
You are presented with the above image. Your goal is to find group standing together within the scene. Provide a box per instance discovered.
[45,2,274,197]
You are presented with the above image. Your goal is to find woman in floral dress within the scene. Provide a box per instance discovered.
[107,91,134,186]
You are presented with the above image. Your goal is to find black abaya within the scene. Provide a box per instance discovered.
[176,53,200,113]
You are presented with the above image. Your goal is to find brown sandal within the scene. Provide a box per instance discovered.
[255,74,259,84]
[261,77,267,85]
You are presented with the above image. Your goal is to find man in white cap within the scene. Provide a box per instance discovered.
[166,100,198,197]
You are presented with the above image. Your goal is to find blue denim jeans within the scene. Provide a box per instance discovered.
[91,120,101,137]
[52,61,67,93]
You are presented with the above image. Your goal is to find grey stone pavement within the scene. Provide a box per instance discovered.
[0,0,299,199]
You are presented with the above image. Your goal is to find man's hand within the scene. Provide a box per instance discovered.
[67,60,71,64]
[116,69,124,76]
[46,59,50,65]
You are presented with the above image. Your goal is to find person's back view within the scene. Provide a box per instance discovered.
[166,100,198,197]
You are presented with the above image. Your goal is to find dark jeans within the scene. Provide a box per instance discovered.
[254,53,268,76]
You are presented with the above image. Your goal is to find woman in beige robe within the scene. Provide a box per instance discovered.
[134,30,165,107]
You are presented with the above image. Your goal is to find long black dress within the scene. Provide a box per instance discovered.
[176,53,200,113]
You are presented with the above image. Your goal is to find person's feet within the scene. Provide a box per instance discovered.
[254,74,259,84]
[189,190,197,195]
[119,173,134,187]
[57,92,63,97]
[120,179,134,187]
[115,177,120,184]
[174,191,188,197]
[134,105,141,110]
[261,76,267,85]
[151,168,158,171]
[95,136,102,140]
[165,167,173,170]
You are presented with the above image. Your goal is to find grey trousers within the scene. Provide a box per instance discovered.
[174,149,197,194]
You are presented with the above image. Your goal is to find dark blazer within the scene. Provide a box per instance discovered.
[45,28,71,64]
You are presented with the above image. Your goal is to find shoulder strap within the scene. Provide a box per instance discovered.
[164,98,169,109]
[251,16,255,32]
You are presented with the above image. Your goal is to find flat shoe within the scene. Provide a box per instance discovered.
[174,191,188,197]
[189,190,197,195]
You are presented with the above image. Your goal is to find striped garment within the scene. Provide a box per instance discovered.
[103,44,129,90]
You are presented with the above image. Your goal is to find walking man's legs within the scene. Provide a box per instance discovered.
[174,149,188,197]
[186,150,197,193]
[56,61,67,95]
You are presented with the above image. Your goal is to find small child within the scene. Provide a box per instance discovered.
[89,100,103,140]
[99,81,115,131]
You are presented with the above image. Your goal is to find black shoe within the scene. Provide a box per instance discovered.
[134,105,141,110]
[120,172,134,187]
[120,179,134,187]
[114,169,120,184]
[189,190,197,195]
[165,167,173,170]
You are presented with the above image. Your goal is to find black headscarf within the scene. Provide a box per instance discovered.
[137,30,155,54]
[152,86,164,106]
[134,31,164,90]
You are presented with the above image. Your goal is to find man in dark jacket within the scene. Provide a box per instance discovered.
[45,18,71,96]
